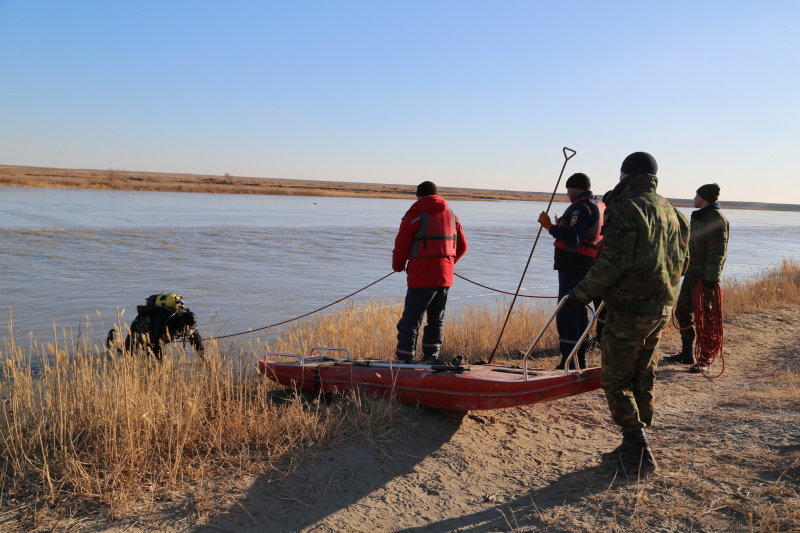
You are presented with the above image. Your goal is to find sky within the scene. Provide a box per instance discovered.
[0,1,798,204]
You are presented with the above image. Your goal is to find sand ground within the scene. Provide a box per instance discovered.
[5,306,799,532]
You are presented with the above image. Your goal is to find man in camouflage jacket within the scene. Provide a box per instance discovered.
[568,152,690,476]
[665,183,729,371]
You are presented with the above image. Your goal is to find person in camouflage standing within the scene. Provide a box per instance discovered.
[663,183,729,372]
[567,152,690,476]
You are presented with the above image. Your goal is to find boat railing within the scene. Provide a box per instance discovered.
[263,352,305,364]
[263,346,352,365]
[262,347,351,365]
[521,297,605,381]
[308,347,352,360]
[562,301,604,373]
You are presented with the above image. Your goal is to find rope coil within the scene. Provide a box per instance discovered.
[694,281,725,378]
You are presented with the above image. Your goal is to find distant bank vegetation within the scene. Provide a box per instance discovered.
[3,164,797,210]
[0,164,556,202]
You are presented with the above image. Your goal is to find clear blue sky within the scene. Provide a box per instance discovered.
[1,1,798,203]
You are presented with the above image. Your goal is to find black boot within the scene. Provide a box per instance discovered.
[602,429,658,477]
[577,347,587,369]
[554,353,583,370]
[663,339,694,364]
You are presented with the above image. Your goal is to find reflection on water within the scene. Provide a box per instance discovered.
[2,187,799,344]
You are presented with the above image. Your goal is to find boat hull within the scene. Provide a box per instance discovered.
[257,357,601,411]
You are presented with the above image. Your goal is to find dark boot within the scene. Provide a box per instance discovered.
[554,355,578,370]
[602,429,658,477]
[663,339,694,364]
[577,347,587,369]
[555,345,588,370]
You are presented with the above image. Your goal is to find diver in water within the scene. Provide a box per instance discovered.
[107,293,204,360]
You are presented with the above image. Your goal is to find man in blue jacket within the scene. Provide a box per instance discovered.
[538,173,605,369]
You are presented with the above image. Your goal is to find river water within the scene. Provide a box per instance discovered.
[2,186,799,345]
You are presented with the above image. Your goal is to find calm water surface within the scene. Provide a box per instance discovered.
[2,187,799,345]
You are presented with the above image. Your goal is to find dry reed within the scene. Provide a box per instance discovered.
[1,259,798,527]
[266,298,558,363]
[722,258,800,315]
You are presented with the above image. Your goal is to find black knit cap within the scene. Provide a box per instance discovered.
[416,181,438,197]
[620,152,658,176]
[696,183,720,203]
[565,173,591,191]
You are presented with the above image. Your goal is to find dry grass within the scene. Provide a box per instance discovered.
[0,336,411,524]
[723,259,800,315]
[0,164,556,202]
[1,260,798,529]
[530,366,800,533]
[0,297,557,525]
[266,298,557,363]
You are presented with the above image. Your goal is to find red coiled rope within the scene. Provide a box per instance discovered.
[693,281,725,378]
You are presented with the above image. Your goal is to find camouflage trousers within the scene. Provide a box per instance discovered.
[675,276,702,345]
[600,308,671,433]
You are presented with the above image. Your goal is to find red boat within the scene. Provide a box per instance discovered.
[257,298,604,411]
[257,349,601,411]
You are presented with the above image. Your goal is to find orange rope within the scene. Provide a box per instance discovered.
[693,281,725,378]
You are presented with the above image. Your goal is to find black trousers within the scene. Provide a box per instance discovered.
[395,286,449,360]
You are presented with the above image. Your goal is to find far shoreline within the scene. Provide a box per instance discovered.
[2,164,798,211]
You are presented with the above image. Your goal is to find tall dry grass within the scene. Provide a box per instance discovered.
[0,335,408,519]
[1,259,798,523]
[0,297,556,520]
[722,258,800,315]
[267,298,558,363]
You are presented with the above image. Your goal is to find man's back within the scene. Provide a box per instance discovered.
[686,205,729,280]
[572,173,689,314]
[392,194,467,288]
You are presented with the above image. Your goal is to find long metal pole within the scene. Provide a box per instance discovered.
[486,147,576,364]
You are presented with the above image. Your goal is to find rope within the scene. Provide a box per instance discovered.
[694,281,725,378]
[487,147,576,364]
[211,272,396,340]
[454,273,557,299]
[211,269,555,343]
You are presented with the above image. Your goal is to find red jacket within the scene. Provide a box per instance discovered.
[392,195,468,288]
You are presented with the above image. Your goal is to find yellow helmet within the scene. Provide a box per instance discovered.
[154,293,184,309]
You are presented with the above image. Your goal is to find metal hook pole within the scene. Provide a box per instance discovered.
[486,147,576,364]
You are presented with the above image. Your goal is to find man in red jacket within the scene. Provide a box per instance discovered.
[392,181,468,364]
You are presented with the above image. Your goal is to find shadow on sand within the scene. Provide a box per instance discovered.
[196,406,468,532]
[394,465,620,533]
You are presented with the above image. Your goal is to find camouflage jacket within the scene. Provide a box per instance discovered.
[571,174,690,314]
[684,203,729,282]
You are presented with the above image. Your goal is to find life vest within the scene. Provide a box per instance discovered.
[554,196,605,259]
[409,209,458,259]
